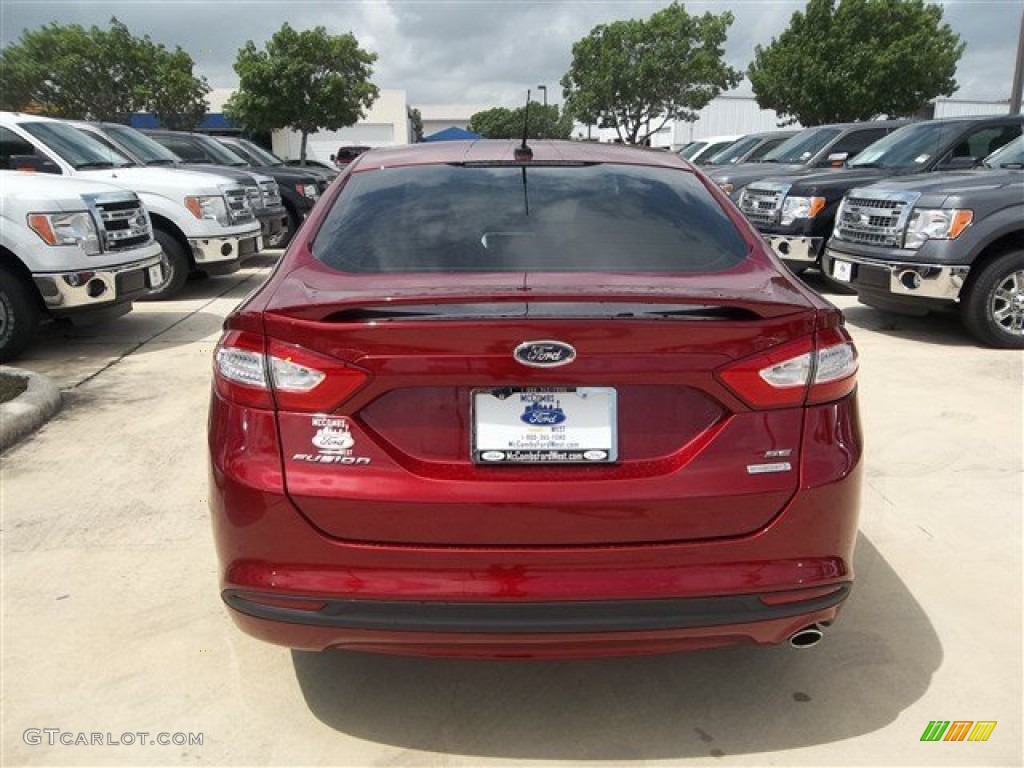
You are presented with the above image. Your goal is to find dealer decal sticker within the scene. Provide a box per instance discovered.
[292,415,372,465]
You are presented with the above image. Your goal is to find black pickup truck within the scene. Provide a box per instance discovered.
[737,115,1024,274]
[708,120,908,198]
[822,137,1024,349]
[144,129,323,247]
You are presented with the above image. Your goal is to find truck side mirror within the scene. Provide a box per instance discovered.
[7,154,61,174]
[826,152,849,167]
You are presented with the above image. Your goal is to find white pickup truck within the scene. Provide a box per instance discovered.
[0,173,163,361]
[1,111,262,299]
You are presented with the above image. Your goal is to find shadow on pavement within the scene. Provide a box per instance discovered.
[292,534,940,760]
[800,271,975,348]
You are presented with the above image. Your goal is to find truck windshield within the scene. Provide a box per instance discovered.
[848,121,964,170]
[313,163,748,274]
[103,125,181,166]
[193,135,249,166]
[706,135,761,165]
[984,136,1024,169]
[233,139,283,166]
[678,141,708,160]
[761,127,840,164]
[22,121,135,170]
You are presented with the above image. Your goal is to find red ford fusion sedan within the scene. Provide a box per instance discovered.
[208,140,862,659]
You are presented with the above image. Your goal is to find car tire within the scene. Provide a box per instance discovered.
[961,249,1024,349]
[143,229,190,301]
[0,264,41,363]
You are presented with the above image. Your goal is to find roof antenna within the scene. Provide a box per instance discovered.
[515,89,533,161]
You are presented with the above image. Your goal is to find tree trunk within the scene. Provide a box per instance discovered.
[299,130,308,166]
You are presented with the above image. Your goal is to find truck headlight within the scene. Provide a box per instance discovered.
[184,195,230,226]
[903,208,973,249]
[27,211,102,255]
[296,183,318,200]
[780,196,826,226]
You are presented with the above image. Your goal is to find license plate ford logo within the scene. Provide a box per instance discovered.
[513,340,576,368]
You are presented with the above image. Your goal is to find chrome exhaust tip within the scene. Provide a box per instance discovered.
[789,625,824,649]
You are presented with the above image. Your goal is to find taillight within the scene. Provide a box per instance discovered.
[718,329,857,409]
[213,331,369,411]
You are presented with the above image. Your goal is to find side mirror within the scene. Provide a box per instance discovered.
[8,154,61,174]
[826,152,849,167]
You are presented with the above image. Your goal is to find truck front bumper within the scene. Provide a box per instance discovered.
[188,230,262,271]
[822,247,969,303]
[766,235,825,267]
[34,254,164,317]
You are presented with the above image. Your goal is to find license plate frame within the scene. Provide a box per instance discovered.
[472,387,618,464]
[147,264,163,288]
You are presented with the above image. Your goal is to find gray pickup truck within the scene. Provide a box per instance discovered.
[822,137,1024,348]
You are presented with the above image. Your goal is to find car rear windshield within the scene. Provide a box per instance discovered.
[312,163,748,273]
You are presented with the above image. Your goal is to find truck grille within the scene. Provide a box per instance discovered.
[834,190,920,247]
[739,184,788,227]
[225,187,255,224]
[245,185,262,211]
[259,180,282,208]
[95,199,152,252]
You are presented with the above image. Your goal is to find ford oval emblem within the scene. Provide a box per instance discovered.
[513,340,576,368]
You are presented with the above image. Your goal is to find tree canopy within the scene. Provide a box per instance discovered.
[0,17,209,127]
[748,0,964,125]
[560,2,741,145]
[224,23,378,163]
[467,103,573,140]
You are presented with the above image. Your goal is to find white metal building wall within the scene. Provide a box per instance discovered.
[933,99,1011,118]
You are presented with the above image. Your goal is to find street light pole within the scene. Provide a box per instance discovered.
[537,85,548,109]
[1011,6,1024,114]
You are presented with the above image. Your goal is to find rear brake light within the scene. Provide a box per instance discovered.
[718,330,857,409]
[213,331,369,411]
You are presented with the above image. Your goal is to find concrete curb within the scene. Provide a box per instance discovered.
[0,366,62,452]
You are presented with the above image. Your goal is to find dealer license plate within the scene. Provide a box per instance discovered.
[832,259,853,283]
[473,387,617,464]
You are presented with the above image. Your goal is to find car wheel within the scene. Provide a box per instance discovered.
[0,264,41,363]
[962,250,1024,349]
[143,229,190,301]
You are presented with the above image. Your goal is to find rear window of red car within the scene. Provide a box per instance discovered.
[311,163,748,273]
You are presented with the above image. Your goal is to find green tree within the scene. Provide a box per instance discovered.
[408,107,423,142]
[225,23,378,164]
[748,0,964,125]
[560,2,741,145]
[467,103,573,139]
[0,17,209,125]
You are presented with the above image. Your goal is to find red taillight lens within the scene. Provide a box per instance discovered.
[718,330,858,409]
[213,332,369,412]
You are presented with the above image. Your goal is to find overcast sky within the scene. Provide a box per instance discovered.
[0,0,1019,108]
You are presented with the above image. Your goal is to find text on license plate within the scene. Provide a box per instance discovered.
[472,387,617,464]
[832,260,853,283]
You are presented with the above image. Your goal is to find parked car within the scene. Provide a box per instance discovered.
[143,129,321,247]
[69,121,290,248]
[214,136,338,188]
[710,121,909,198]
[0,173,163,360]
[1,112,262,299]
[209,139,862,658]
[701,130,800,167]
[678,134,739,165]
[737,115,1023,274]
[334,145,370,168]
[822,136,1024,348]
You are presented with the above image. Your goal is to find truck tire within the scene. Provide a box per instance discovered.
[962,249,1024,349]
[0,264,41,363]
[144,229,190,301]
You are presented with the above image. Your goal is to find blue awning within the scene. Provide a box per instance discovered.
[422,126,481,142]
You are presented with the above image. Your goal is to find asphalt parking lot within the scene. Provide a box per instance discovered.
[1,254,1021,766]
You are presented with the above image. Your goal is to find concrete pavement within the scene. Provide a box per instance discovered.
[1,264,1020,766]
